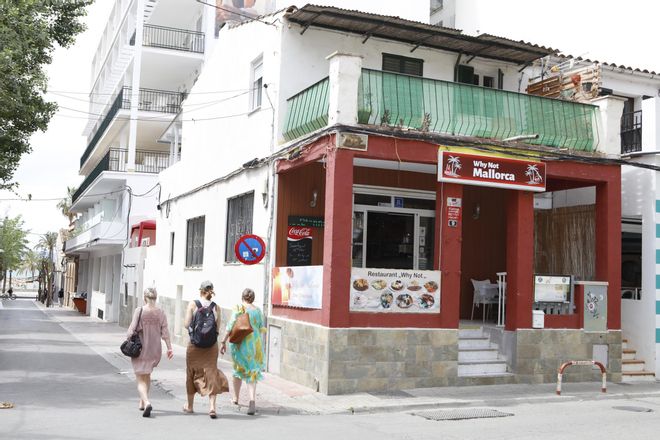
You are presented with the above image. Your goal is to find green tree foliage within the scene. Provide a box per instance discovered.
[38,231,58,304]
[56,186,78,224]
[0,0,92,189]
[0,216,29,290]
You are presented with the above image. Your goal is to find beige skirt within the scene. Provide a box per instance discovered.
[186,343,229,396]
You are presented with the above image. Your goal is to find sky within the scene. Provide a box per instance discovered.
[0,0,659,247]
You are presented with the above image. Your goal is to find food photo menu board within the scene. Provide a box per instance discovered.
[350,268,441,313]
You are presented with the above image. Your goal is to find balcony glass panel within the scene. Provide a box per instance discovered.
[358,69,599,151]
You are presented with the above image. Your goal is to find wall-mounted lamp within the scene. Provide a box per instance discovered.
[472,203,480,220]
[309,189,319,208]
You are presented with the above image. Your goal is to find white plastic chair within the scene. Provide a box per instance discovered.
[470,278,499,322]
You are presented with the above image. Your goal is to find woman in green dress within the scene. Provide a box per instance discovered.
[220,288,265,415]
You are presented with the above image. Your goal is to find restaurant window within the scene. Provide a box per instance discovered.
[352,189,435,271]
[249,55,263,111]
[225,192,254,262]
[382,53,424,77]
[186,216,205,267]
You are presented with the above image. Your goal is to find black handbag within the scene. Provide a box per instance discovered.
[121,308,143,358]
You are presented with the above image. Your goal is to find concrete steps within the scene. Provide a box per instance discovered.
[621,338,656,382]
[457,327,508,378]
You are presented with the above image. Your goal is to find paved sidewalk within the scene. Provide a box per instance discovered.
[38,302,660,416]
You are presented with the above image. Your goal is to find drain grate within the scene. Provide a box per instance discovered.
[612,406,654,413]
[414,408,513,421]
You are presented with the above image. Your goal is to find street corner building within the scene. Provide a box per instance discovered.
[64,1,660,394]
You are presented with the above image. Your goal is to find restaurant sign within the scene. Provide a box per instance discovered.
[350,268,441,314]
[438,150,546,192]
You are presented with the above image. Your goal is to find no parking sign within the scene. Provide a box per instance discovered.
[234,234,266,265]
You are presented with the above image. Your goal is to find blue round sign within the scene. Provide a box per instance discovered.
[234,234,266,265]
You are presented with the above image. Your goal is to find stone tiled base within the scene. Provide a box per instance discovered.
[512,329,622,384]
[268,319,622,395]
[268,317,458,395]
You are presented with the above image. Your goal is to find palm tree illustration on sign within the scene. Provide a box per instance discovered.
[445,155,462,177]
[525,164,543,184]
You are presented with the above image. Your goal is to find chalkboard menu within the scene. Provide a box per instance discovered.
[286,226,313,266]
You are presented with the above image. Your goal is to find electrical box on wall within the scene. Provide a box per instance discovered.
[532,310,544,328]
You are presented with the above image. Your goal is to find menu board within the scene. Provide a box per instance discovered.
[350,268,441,314]
[286,226,313,266]
[534,275,571,302]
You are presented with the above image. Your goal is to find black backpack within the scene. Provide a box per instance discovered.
[189,300,218,348]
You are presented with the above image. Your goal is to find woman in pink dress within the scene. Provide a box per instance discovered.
[126,287,173,417]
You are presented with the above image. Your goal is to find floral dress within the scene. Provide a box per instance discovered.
[226,305,265,383]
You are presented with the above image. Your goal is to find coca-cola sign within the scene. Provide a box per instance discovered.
[288,226,312,240]
[438,150,546,192]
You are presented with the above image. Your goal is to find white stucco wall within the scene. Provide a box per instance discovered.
[620,161,656,372]
[153,166,272,311]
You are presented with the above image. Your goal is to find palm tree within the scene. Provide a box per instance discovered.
[20,250,40,289]
[56,186,77,225]
[38,232,58,306]
[0,216,28,292]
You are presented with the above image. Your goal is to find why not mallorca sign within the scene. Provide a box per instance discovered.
[438,150,546,192]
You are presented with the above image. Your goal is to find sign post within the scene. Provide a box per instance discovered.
[234,234,266,265]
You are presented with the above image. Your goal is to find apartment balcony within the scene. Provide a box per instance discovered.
[621,110,642,154]
[283,69,600,152]
[81,87,184,169]
[130,24,205,54]
[73,148,171,204]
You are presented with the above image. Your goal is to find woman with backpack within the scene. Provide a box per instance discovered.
[182,280,229,418]
[220,288,265,416]
[126,287,173,418]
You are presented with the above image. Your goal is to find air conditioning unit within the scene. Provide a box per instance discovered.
[336,132,368,151]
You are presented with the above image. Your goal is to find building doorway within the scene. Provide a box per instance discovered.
[352,186,435,271]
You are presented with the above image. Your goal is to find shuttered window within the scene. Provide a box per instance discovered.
[225,192,254,262]
[382,53,424,77]
[185,216,205,267]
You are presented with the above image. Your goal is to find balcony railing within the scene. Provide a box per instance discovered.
[130,24,205,54]
[621,110,642,154]
[283,78,330,141]
[282,70,600,151]
[358,69,598,151]
[73,149,171,203]
[81,87,184,168]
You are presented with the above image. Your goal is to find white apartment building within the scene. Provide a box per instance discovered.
[148,3,636,394]
[64,0,218,324]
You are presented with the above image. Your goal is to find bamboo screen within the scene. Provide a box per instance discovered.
[534,204,595,280]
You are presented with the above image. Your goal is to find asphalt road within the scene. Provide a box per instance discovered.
[2,299,660,440]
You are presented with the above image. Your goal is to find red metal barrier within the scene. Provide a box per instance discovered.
[556,360,607,395]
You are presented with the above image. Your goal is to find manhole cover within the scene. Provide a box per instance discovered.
[414,408,513,421]
[612,406,653,413]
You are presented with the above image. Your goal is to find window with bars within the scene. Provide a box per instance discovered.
[185,216,205,267]
[382,53,424,77]
[225,192,254,262]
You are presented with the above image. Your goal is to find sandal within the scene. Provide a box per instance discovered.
[182,405,193,414]
[231,399,239,405]
[142,404,152,418]
[209,409,217,419]
[247,400,256,416]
